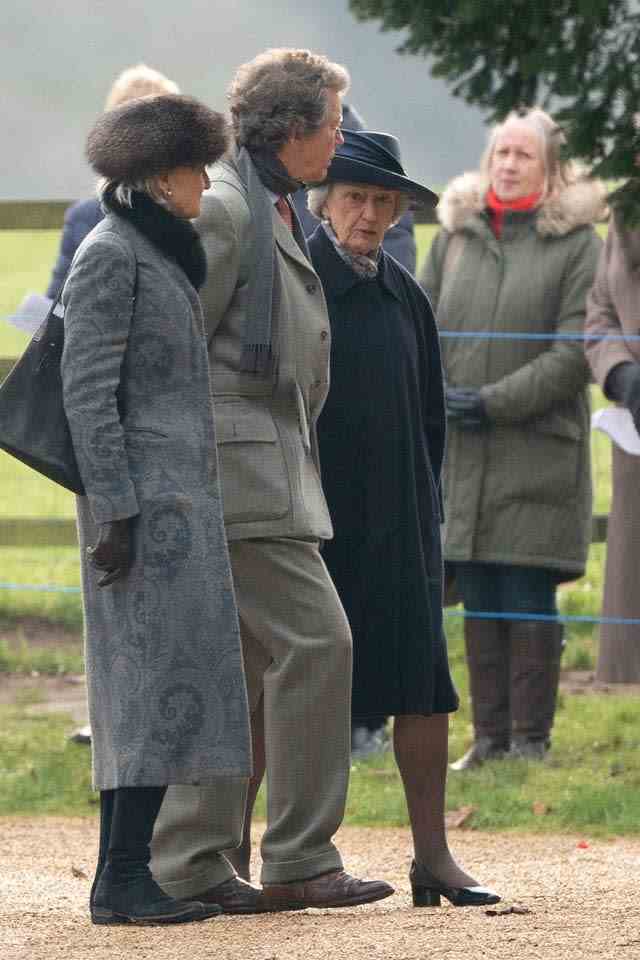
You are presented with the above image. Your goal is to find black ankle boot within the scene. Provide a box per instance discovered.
[90,786,220,926]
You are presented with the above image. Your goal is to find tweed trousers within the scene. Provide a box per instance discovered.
[150,537,353,892]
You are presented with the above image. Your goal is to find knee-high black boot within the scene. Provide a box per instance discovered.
[90,790,114,909]
[91,786,221,926]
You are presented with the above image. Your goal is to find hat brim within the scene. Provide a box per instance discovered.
[323,156,438,207]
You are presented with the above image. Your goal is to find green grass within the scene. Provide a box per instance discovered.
[0,705,95,815]
[3,622,640,834]
[0,229,59,355]
[0,633,84,675]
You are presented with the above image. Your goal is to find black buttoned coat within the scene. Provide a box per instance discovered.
[309,225,457,717]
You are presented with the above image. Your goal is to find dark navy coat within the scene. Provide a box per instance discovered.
[309,225,457,717]
[46,199,103,298]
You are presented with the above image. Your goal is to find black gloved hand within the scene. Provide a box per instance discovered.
[86,518,132,588]
[605,362,640,433]
[445,387,489,430]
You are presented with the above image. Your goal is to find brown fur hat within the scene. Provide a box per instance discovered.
[86,94,228,181]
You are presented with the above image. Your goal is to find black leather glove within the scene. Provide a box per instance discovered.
[86,518,132,588]
[605,362,640,433]
[445,387,489,430]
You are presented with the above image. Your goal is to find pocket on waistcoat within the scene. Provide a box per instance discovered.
[214,400,291,523]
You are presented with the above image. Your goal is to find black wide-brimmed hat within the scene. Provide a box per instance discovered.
[86,94,228,182]
[321,129,438,207]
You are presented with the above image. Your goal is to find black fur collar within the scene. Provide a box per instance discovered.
[102,189,207,290]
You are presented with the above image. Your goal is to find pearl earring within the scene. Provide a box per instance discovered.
[166,189,173,197]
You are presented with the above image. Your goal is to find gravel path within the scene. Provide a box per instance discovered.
[1,817,638,960]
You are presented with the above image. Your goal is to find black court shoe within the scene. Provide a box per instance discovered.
[409,861,501,908]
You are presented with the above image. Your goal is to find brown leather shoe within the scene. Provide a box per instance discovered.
[262,869,394,911]
[191,876,266,914]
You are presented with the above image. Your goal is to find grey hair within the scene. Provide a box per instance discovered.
[96,176,164,207]
[307,183,410,226]
[104,63,179,111]
[229,48,350,150]
[480,107,579,199]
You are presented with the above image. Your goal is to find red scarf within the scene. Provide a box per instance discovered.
[485,187,542,238]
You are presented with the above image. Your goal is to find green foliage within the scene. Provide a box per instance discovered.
[350,0,640,215]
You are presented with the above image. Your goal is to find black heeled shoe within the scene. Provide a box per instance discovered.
[409,861,501,908]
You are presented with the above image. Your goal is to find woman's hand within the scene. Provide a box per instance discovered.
[445,388,489,430]
[87,519,132,587]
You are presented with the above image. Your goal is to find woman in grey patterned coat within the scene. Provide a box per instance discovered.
[61,95,251,926]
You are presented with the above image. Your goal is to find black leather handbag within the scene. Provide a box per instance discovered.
[0,296,84,494]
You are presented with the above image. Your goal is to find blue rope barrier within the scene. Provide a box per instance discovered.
[1,580,640,626]
[444,609,640,626]
[0,582,80,594]
[438,330,640,342]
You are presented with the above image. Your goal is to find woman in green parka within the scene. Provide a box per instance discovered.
[420,108,606,768]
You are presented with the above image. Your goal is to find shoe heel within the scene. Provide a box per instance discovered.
[412,885,441,907]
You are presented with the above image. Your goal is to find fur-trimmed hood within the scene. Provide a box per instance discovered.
[437,170,608,237]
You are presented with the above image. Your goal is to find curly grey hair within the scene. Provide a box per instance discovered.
[480,107,579,199]
[229,48,350,151]
[307,184,410,226]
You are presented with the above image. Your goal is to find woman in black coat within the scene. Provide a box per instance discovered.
[306,131,497,906]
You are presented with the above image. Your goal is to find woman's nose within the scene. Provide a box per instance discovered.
[336,127,345,146]
[362,199,377,220]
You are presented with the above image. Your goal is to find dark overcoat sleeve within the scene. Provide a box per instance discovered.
[46,199,103,299]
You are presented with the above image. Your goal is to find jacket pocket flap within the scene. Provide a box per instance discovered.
[215,403,278,443]
[534,413,581,442]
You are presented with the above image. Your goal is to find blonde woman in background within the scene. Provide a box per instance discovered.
[421,108,605,769]
[46,63,179,298]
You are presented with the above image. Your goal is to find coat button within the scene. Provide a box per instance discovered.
[306,283,317,294]
[320,330,328,341]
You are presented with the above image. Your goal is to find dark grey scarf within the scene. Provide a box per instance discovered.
[235,146,304,376]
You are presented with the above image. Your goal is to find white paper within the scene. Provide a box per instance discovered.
[592,406,640,456]
[5,292,54,335]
